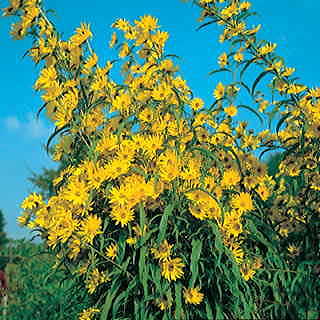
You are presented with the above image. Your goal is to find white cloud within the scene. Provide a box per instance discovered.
[3,113,51,139]
[4,116,21,130]
[25,113,51,139]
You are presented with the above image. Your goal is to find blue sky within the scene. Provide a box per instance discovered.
[1,0,319,239]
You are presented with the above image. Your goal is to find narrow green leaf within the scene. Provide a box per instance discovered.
[196,20,217,31]
[215,302,224,320]
[139,203,146,230]
[139,246,148,298]
[36,102,48,120]
[205,301,214,319]
[174,282,182,320]
[208,68,231,76]
[251,70,272,96]
[157,203,174,244]
[100,281,121,320]
[276,112,290,135]
[240,58,256,79]
[238,104,264,124]
[46,125,69,154]
[190,239,202,287]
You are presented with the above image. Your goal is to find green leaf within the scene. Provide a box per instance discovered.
[276,112,290,135]
[45,125,69,154]
[174,282,182,320]
[157,203,174,244]
[251,70,272,96]
[238,104,264,124]
[190,239,203,287]
[240,58,256,79]
[205,301,214,319]
[36,102,48,120]
[208,68,231,76]
[215,302,224,320]
[100,280,121,320]
[139,246,149,298]
[196,19,218,31]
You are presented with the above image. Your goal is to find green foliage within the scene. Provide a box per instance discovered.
[28,160,67,201]
[0,209,9,251]
[0,240,90,320]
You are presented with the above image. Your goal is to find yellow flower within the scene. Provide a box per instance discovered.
[183,287,204,305]
[68,237,81,260]
[151,30,169,48]
[106,243,118,260]
[17,212,30,226]
[227,242,244,264]
[189,204,207,220]
[95,133,118,154]
[287,244,300,256]
[126,237,137,245]
[222,211,243,238]
[231,192,254,214]
[142,134,164,158]
[21,193,43,210]
[155,298,171,311]
[205,199,222,220]
[218,52,228,68]
[190,97,204,111]
[119,42,130,58]
[109,31,117,48]
[161,257,185,282]
[213,82,225,100]
[239,1,251,10]
[287,84,307,94]
[34,66,57,90]
[243,175,258,190]
[281,67,295,77]
[221,3,239,18]
[78,308,100,320]
[82,53,98,74]
[135,15,159,32]
[85,268,109,294]
[152,83,172,101]
[233,52,244,63]
[221,168,241,188]
[110,206,135,227]
[224,104,238,117]
[240,258,262,281]
[256,183,270,201]
[2,0,23,16]
[70,23,92,46]
[151,240,173,261]
[79,215,102,244]
[112,18,130,32]
[240,263,256,281]
[258,43,277,56]
[63,179,89,206]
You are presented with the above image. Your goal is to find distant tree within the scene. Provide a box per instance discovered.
[27,158,67,201]
[28,167,60,201]
[0,210,9,250]
[265,152,282,176]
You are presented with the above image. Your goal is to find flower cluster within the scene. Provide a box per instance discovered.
[3,0,320,318]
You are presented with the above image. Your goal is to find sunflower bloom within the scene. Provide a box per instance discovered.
[105,243,118,260]
[78,308,100,320]
[70,23,92,46]
[213,82,225,100]
[161,257,185,281]
[151,240,173,261]
[231,192,254,214]
[79,215,102,244]
[110,206,135,227]
[183,287,204,305]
